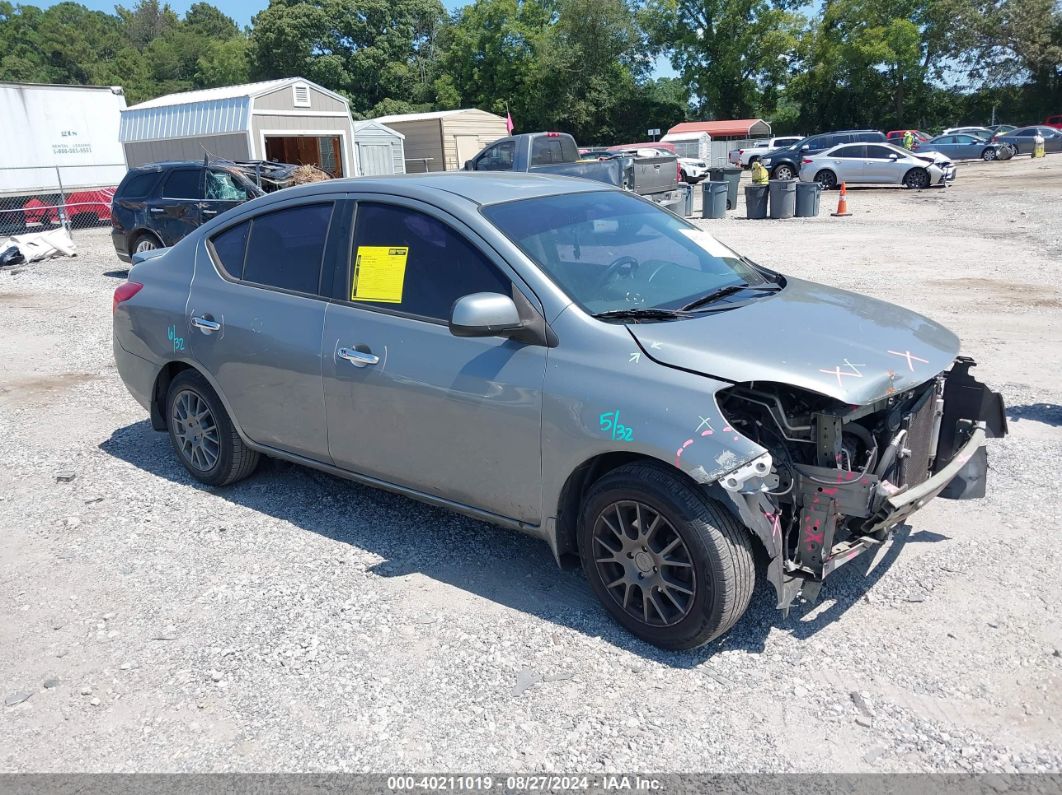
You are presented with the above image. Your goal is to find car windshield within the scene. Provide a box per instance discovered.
[483,191,773,316]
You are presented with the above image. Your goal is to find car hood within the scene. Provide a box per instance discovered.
[627,277,960,405]
[912,150,952,165]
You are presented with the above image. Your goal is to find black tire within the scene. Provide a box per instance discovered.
[748,156,760,166]
[131,231,163,255]
[815,169,838,190]
[981,147,997,161]
[772,163,795,181]
[165,369,259,487]
[903,167,930,189]
[578,462,755,650]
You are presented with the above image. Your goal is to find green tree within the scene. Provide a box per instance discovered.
[249,0,449,116]
[641,0,802,119]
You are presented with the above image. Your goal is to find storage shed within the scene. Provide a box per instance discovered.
[371,109,509,172]
[352,120,405,176]
[119,77,358,177]
[666,119,772,165]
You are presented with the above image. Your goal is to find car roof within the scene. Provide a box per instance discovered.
[233,171,616,209]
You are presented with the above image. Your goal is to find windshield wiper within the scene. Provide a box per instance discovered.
[591,307,694,321]
[680,283,780,312]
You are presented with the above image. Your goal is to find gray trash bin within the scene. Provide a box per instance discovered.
[768,179,797,219]
[795,181,821,217]
[745,184,768,219]
[679,182,693,216]
[708,166,742,210]
[700,181,728,219]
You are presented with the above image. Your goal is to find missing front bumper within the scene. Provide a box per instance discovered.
[723,357,1006,612]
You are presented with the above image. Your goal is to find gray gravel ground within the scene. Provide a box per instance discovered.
[1,156,1060,773]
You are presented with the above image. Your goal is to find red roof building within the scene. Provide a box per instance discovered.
[666,119,773,139]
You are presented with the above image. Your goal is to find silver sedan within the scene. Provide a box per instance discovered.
[799,142,955,189]
[112,173,1003,648]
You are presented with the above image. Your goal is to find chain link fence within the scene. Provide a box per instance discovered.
[1,164,125,238]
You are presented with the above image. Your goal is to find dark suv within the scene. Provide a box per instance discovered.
[759,130,886,180]
[110,162,263,262]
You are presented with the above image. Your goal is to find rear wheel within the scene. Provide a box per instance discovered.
[903,167,930,189]
[165,370,259,487]
[815,169,838,190]
[772,163,795,181]
[578,462,755,649]
[132,232,162,254]
[981,147,997,161]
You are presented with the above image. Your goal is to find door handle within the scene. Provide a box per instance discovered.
[201,208,218,217]
[149,207,164,214]
[338,347,379,367]
[191,316,221,333]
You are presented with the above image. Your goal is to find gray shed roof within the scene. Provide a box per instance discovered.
[120,77,348,144]
[352,119,405,139]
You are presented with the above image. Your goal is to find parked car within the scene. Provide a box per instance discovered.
[993,126,1062,155]
[885,130,932,145]
[727,136,804,167]
[464,132,681,205]
[989,124,1017,137]
[799,142,956,189]
[941,126,994,138]
[916,133,1007,161]
[110,162,264,262]
[1043,115,1062,130]
[113,173,1006,649]
[759,130,886,180]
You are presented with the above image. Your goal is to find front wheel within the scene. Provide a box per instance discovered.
[903,167,930,189]
[578,462,755,649]
[981,147,997,161]
[165,370,260,487]
[772,164,795,181]
[815,169,838,190]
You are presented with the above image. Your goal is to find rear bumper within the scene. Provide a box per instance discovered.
[112,229,131,263]
[113,334,156,412]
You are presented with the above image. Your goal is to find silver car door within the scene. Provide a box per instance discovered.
[188,199,334,462]
[828,144,866,182]
[321,198,548,524]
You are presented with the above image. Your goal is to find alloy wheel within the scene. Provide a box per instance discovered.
[171,389,220,472]
[774,165,794,180]
[135,237,158,253]
[591,500,696,627]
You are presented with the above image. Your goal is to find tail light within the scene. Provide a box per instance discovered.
[677,162,682,181]
[738,149,745,155]
[802,158,813,164]
[545,132,560,138]
[113,281,143,314]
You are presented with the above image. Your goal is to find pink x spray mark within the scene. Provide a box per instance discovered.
[887,349,929,371]
[819,359,865,389]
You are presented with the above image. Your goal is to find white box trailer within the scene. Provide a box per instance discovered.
[659,131,711,161]
[0,82,127,197]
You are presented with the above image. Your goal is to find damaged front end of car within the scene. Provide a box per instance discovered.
[714,357,1007,612]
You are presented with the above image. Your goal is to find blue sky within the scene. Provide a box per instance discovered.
[31,0,678,77]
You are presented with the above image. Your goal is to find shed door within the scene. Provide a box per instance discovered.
[357,143,394,176]
[455,136,482,169]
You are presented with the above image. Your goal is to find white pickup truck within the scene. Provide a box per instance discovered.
[728,136,804,167]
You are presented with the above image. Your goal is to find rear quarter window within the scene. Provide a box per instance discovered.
[209,221,250,278]
[118,172,159,199]
[242,203,333,295]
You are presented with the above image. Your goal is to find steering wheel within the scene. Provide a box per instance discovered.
[596,255,640,289]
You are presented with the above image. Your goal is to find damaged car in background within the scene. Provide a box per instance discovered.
[112,174,1006,650]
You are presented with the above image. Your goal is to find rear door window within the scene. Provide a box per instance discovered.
[161,168,204,199]
[205,171,252,201]
[241,203,334,295]
[531,136,577,165]
[832,145,866,158]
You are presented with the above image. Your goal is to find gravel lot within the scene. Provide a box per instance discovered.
[1,156,1060,773]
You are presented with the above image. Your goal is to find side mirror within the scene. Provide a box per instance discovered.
[800,144,809,151]
[889,153,899,160]
[450,292,523,338]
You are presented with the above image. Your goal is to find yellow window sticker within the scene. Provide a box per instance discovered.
[350,246,409,303]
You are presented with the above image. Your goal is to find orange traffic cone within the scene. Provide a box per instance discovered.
[831,182,852,217]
